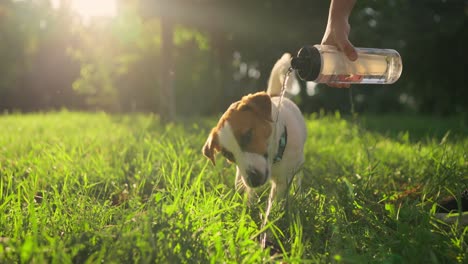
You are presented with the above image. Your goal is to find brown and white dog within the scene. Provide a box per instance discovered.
[202,53,307,209]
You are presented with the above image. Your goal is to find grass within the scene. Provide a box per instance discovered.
[0,111,467,263]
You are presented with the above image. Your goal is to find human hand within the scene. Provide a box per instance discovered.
[321,0,357,88]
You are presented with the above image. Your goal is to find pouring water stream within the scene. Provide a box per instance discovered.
[261,67,293,249]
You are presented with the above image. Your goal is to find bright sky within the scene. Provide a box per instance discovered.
[51,0,117,20]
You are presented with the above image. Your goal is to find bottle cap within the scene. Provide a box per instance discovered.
[290,46,321,82]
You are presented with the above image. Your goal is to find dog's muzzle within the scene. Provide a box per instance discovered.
[245,168,268,188]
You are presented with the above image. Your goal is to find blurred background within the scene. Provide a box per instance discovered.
[0,0,466,121]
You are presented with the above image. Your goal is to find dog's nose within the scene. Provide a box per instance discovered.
[247,168,266,187]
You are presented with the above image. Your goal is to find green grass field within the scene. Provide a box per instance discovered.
[0,111,467,263]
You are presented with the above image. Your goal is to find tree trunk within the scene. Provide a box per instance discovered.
[211,31,231,113]
[159,17,175,123]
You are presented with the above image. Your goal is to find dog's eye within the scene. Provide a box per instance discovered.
[221,148,236,163]
[240,129,253,149]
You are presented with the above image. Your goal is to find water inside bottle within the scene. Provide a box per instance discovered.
[317,47,402,84]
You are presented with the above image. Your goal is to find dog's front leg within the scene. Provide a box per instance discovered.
[293,169,303,194]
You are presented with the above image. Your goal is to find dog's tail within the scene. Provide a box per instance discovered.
[267,53,297,97]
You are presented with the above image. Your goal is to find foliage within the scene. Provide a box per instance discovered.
[0,0,466,115]
[68,7,146,111]
[0,112,467,262]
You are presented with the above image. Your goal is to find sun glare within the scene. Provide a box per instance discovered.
[51,0,117,21]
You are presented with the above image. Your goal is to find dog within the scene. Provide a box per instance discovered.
[202,53,307,212]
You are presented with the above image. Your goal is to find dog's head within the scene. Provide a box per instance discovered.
[202,92,273,188]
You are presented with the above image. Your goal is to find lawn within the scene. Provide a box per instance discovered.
[0,111,467,263]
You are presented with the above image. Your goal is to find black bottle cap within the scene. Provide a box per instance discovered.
[290,46,321,81]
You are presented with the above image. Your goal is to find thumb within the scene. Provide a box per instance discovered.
[339,39,358,61]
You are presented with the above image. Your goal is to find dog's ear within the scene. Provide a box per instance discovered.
[240,93,272,122]
[202,129,220,165]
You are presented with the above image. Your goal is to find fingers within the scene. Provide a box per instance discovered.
[330,21,358,61]
[336,37,357,61]
[327,37,354,88]
[341,40,358,61]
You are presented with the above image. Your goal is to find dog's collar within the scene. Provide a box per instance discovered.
[273,126,287,164]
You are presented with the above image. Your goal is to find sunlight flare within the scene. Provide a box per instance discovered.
[51,0,117,21]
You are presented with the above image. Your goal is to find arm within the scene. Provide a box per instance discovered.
[321,0,357,61]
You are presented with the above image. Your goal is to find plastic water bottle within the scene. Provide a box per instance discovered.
[290,45,402,84]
